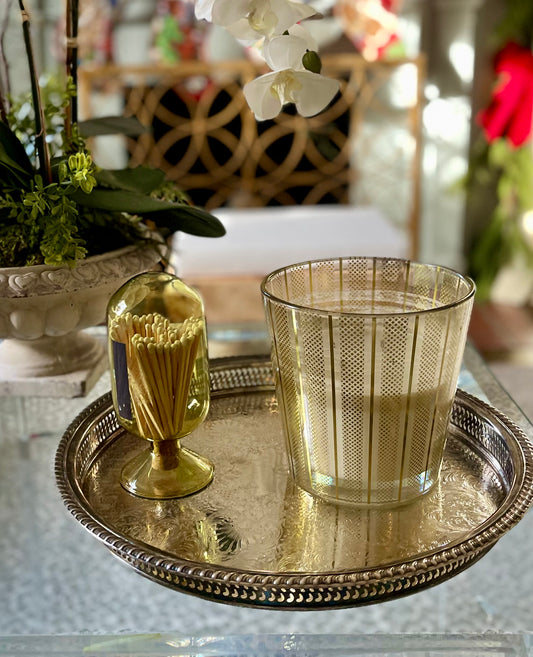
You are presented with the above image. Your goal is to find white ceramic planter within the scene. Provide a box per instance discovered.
[0,245,161,378]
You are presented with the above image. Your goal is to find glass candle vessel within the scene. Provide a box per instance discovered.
[107,272,212,499]
[262,256,475,506]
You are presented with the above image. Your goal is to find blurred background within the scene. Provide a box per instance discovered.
[3,0,533,376]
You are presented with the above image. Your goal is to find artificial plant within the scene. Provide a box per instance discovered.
[0,0,225,269]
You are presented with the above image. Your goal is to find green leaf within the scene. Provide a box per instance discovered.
[78,116,148,137]
[497,175,514,204]
[148,204,226,237]
[50,156,68,182]
[0,121,34,185]
[71,188,226,237]
[71,188,174,213]
[488,139,512,169]
[95,167,166,194]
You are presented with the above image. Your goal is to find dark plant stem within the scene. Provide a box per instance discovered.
[18,0,51,184]
[0,0,15,122]
[65,0,79,138]
[0,84,7,124]
[0,95,7,123]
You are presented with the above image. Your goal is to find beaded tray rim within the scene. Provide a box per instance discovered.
[55,356,533,609]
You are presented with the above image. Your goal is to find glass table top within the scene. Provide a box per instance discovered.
[1,326,532,641]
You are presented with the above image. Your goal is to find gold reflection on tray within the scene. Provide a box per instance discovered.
[81,390,503,573]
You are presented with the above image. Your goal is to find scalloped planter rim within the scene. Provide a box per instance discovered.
[0,245,161,378]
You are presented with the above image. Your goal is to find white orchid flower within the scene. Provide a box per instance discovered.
[263,23,317,70]
[243,68,340,120]
[196,0,318,42]
[195,0,338,121]
[195,0,215,20]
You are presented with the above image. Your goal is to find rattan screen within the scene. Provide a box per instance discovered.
[78,54,424,256]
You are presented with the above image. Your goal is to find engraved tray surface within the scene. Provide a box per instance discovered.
[56,356,533,609]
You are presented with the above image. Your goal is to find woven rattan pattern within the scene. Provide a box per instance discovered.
[78,55,424,256]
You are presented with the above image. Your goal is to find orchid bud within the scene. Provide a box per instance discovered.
[302,50,322,74]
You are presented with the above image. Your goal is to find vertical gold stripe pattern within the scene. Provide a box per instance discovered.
[371,258,377,312]
[290,307,313,489]
[266,300,291,452]
[423,309,452,487]
[403,260,411,312]
[397,315,419,501]
[432,267,441,308]
[283,269,289,302]
[339,257,344,312]
[328,314,339,499]
[367,316,377,504]
[308,261,314,306]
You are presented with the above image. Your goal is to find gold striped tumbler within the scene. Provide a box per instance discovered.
[261,257,475,506]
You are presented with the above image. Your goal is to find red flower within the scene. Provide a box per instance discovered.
[477,42,533,147]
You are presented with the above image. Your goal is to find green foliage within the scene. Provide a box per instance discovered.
[493,0,533,48]
[464,0,533,301]
[467,139,533,300]
[0,120,33,186]
[7,75,77,160]
[68,152,97,193]
[95,167,166,194]
[0,78,225,268]
[155,16,184,64]
[78,115,147,138]
[0,161,90,267]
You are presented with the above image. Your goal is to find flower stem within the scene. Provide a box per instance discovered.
[18,0,51,184]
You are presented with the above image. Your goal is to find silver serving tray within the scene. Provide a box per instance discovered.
[56,356,533,609]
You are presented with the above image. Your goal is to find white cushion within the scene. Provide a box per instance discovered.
[172,204,408,277]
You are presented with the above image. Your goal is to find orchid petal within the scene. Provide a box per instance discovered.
[264,25,317,70]
[269,0,318,33]
[218,0,279,41]
[195,0,215,21]
[287,22,318,49]
[224,18,265,41]
[208,0,318,41]
[244,68,339,120]
[292,70,340,116]
[211,0,254,26]
[264,35,307,70]
[243,72,284,120]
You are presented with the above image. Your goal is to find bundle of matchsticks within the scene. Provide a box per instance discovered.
[110,312,202,441]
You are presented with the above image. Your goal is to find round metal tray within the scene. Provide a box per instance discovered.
[56,356,533,609]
